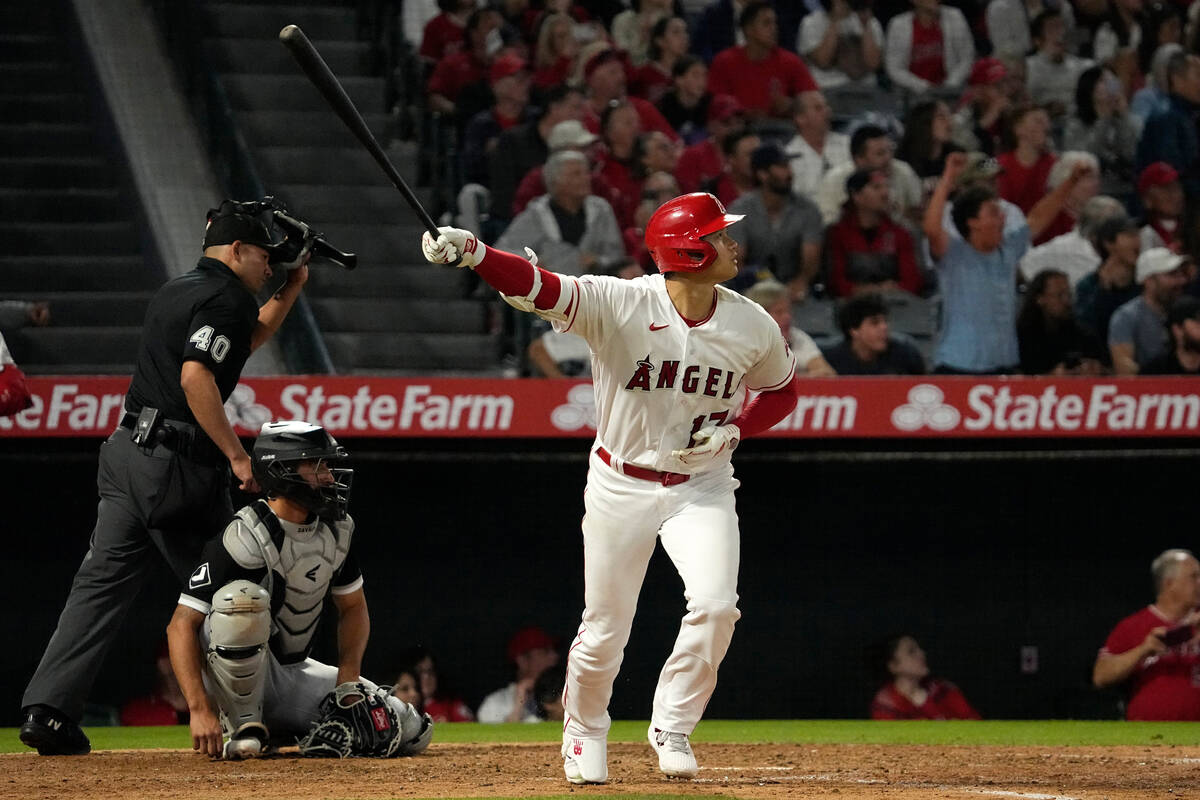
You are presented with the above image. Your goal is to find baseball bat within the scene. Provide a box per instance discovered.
[279,24,441,240]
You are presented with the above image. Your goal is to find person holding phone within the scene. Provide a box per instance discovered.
[1093,549,1200,720]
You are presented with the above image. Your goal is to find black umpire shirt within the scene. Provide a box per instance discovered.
[125,257,258,423]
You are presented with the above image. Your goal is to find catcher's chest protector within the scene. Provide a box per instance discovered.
[231,501,353,662]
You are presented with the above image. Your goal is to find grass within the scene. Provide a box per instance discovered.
[4,719,1200,754]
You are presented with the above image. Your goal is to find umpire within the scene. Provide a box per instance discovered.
[19,202,310,755]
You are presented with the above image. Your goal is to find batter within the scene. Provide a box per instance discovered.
[422,193,801,783]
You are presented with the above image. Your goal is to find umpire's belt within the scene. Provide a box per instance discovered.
[120,412,224,467]
[595,447,689,486]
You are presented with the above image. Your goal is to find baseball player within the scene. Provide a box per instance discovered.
[165,421,431,759]
[421,192,801,783]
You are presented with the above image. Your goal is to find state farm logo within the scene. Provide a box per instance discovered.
[223,384,272,430]
[551,383,597,431]
[891,384,961,432]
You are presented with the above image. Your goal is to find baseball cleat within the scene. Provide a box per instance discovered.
[19,705,90,756]
[561,733,607,784]
[648,725,699,778]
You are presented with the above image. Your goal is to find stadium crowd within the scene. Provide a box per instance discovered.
[399,0,1200,376]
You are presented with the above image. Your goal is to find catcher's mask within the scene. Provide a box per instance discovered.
[252,421,353,519]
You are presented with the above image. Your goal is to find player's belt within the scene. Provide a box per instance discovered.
[595,447,690,487]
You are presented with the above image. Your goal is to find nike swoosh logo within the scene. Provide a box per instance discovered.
[649,323,669,331]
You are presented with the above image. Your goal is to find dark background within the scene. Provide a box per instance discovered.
[3,436,1191,726]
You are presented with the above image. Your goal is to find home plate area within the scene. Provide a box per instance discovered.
[6,742,1198,799]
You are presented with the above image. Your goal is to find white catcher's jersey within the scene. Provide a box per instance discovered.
[179,501,362,663]
[550,273,795,471]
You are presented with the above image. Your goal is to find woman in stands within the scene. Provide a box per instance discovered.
[869,635,981,720]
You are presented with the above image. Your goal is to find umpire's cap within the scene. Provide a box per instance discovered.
[202,207,280,254]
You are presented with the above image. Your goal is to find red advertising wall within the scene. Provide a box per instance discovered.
[4,375,1200,438]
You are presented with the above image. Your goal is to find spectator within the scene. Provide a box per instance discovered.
[869,635,981,720]
[883,0,975,95]
[531,13,579,94]
[578,45,679,142]
[1142,295,1200,372]
[1063,67,1139,201]
[403,0,442,52]
[987,0,1077,63]
[534,668,566,721]
[420,0,478,63]
[692,0,748,63]
[630,16,691,103]
[1093,549,1200,721]
[1017,269,1107,374]
[923,151,1088,373]
[786,91,853,199]
[816,124,923,226]
[1020,195,1129,287]
[1137,161,1184,251]
[0,300,50,333]
[744,278,837,376]
[728,142,825,298]
[1074,215,1143,347]
[898,100,958,188]
[1135,52,1200,194]
[821,293,927,374]
[462,54,533,186]
[1093,0,1143,84]
[1135,1,1184,92]
[1035,151,1101,245]
[477,626,560,723]
[950,58,1019,156]
[1025,10,1094,121]
[389,666,424,712]
[496,150,627,275]
[119,641,188,726]
[612,0,673,66]
[657,55,712,144]
[427,8,505,120]
[826,169,924,297]
[703,129,762,206]
[1130,43,1183,130]
[708,2,819,120]
[796,0,885,90]
[401,646,475,723]
[528,323,593,376]
[511,118,607,217]
[1108,246,1189,373]
[676,95,747,192]
[995,104,1057,217]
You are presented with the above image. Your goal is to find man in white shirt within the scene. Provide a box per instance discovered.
[796,0,884,89]
[1019,195,1128,287]
[816,124,922,226]
[477,627,560,723]
[785,90,851,199]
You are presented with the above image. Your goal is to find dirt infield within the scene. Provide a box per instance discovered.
[6,742,1199,800]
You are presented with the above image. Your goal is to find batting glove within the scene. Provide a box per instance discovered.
[421,226,484,269]
[668,423,741,472]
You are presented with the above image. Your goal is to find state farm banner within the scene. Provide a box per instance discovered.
[3,375,1200,439]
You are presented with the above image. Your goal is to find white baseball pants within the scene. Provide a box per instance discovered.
[563,448,741,738]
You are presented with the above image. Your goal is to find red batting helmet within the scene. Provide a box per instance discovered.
[645,192,744,273]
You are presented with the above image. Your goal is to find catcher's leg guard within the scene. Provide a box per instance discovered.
[385,694,433,755]
[206,580,271,746]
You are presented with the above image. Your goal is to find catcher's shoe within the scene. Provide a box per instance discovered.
[223,722,268,761]
[561,732,607,784]
[19,705,90,756]
[648,725,698,778]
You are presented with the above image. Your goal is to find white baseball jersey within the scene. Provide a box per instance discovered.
[550,273,795,472]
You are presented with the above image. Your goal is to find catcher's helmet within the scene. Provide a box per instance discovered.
[252,421,353,519]
[645,192,743,273]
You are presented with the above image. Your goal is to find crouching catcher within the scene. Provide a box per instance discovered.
[165,421,432,759]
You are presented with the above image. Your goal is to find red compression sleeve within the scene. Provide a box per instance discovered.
[732,373,800,437]
[476,245,563,310]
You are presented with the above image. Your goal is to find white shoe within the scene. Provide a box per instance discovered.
[223,722,267,761]
[648,725,698,778]
[562,733,607,784]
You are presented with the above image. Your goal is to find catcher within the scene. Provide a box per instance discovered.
[165,420,432,759]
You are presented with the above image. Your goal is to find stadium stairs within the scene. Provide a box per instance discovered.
[199,0,501,375]
[0,0,160,375]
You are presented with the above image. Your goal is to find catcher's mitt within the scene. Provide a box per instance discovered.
[299,682,401,758]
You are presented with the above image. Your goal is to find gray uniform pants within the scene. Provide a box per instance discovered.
[23,428,231,721]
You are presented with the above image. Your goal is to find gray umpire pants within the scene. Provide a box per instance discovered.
[22,428,231,721]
